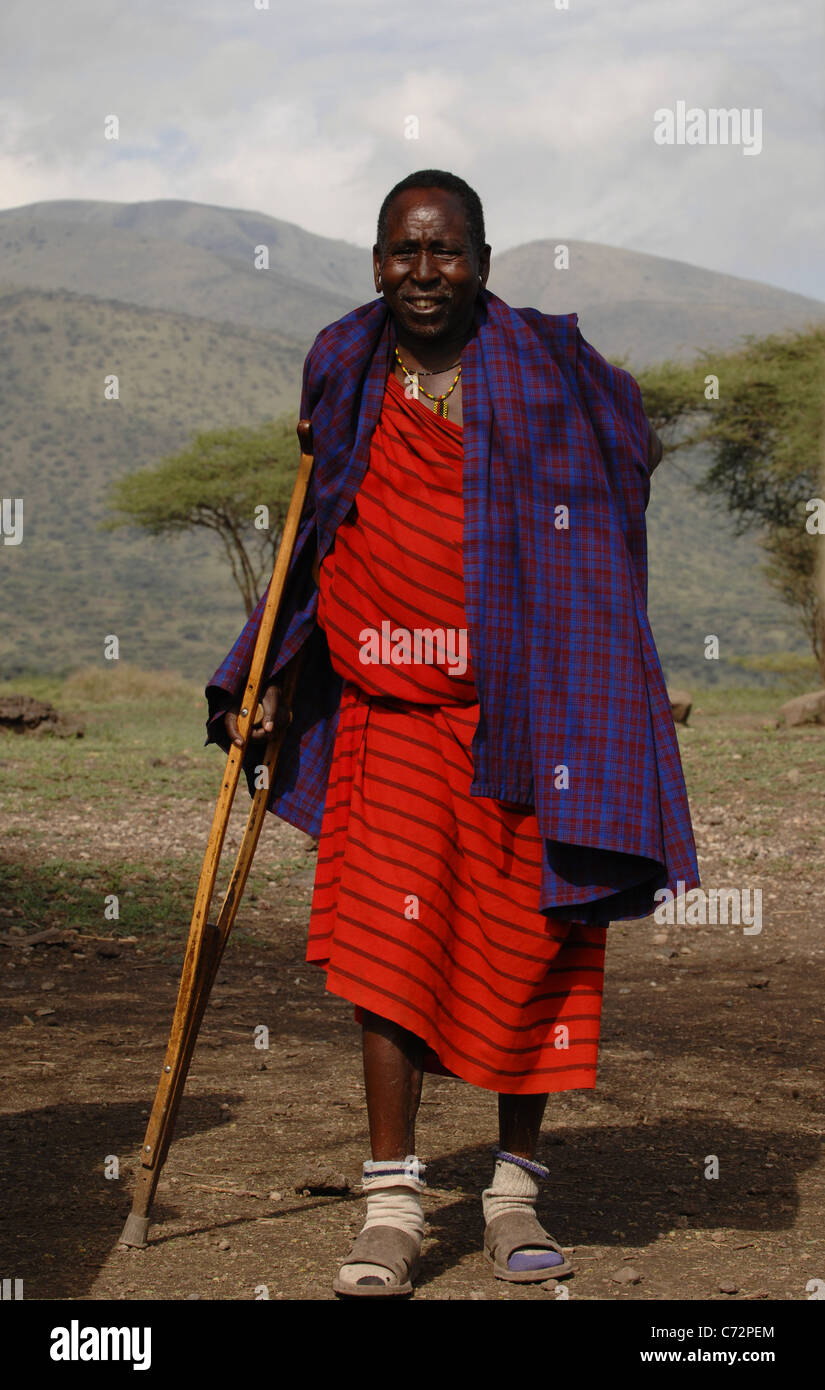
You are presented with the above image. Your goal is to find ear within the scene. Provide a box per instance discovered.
[478,244,492,287]
[372,245,383,293]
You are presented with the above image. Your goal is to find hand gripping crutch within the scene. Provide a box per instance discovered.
[119,420,314,1248]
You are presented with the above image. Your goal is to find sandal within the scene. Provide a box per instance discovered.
[483,1209,574,1283]
[333,1225,422,1298]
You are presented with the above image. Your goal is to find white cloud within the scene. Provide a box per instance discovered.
[0,0,822,297]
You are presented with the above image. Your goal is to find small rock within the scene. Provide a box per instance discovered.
[719,1281,739,1294]
[293,1169,350,1195]
[185,1293,201,1300]
[216,1239,230,1251]
[668,689,692,725]
[711,1231,727,1244]
[611,1265,642,1285]
[748,977,770,989]
[652,933,668,945]
[777,690,825,728]
[268,1191,283,1202]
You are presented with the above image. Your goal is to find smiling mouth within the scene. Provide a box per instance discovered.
[403,296,447,310]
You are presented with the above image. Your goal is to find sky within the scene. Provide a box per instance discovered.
[1,0,822,300]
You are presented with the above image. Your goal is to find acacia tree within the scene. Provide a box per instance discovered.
[103,417,300,615]
[637,325,825,680]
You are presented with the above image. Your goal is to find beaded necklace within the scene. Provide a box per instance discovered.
[394,346,461,418]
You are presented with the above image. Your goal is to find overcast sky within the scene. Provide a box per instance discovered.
[1,0,822,300]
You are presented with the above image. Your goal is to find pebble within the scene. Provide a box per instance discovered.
[216,1239,230,1251]
[268,1191,283,1202]
[719,1281,739,1294]
[611,1265,642,1285]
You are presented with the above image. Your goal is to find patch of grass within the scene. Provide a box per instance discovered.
[0,854,205,946]
[61,662,200,705]
[0,668,221,807]
[687,683,807,717]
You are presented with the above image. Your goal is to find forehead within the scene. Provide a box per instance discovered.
[383,187,469,243]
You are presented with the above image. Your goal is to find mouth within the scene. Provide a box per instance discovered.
[402,295,448,314]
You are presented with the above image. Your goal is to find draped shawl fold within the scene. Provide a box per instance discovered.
[205,288,700,924]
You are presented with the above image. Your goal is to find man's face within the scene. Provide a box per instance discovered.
[373,187,490,343]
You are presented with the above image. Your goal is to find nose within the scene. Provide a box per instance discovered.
[409,250,440,284]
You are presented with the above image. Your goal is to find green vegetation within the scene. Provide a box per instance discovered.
[0,286,305,681]
[103,418,301,615]
[1,669,822,951]
[0,286,817,687]
[638,326,825,679]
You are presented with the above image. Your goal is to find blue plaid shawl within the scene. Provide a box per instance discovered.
[205,288,699,924]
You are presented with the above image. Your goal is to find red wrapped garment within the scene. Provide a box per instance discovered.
[307,370,607,1094]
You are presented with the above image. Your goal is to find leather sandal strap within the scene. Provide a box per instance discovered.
[343,1225,420,1279]
[484,1209,561,1263]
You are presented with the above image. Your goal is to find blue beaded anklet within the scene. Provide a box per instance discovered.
[493,1147,550,1181]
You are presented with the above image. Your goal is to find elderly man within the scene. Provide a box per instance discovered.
[205,169,698,1298]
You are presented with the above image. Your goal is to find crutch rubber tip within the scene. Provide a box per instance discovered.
[119,1213,151,1247]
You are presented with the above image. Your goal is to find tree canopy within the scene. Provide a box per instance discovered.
[637,325,825,677]
[103,416,300,615]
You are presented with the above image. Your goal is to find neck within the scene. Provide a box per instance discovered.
[393,318,474,374]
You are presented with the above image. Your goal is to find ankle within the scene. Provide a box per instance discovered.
[482,1149,549,1226]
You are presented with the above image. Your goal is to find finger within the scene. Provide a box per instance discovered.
[261,684,279,732]
[225,711,244,748]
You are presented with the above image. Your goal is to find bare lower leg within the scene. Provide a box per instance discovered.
[498,1092,549,1159]
[361,1011,425,1158]
[335,1013,426,1291]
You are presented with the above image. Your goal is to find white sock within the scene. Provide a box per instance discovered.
[340,1156,426,1288]
[482,1153,547,1257]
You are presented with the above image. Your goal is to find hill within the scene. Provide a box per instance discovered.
[0,286,305,681]
[3,198,823,363]
[1,197,822,687]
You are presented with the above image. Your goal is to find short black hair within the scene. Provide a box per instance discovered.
[375,169,486,261]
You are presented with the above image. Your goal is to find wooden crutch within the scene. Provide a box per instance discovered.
[119,420,315,1248]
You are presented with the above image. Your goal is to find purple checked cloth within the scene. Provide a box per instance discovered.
[204,289,699,924]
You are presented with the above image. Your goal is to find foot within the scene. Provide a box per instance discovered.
[483,1209,573,1283]
[333,1225,422,1298]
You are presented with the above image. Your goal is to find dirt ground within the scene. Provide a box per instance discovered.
[1,705,824,1302]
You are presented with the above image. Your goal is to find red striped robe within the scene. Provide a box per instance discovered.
[306,370,607,1094]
